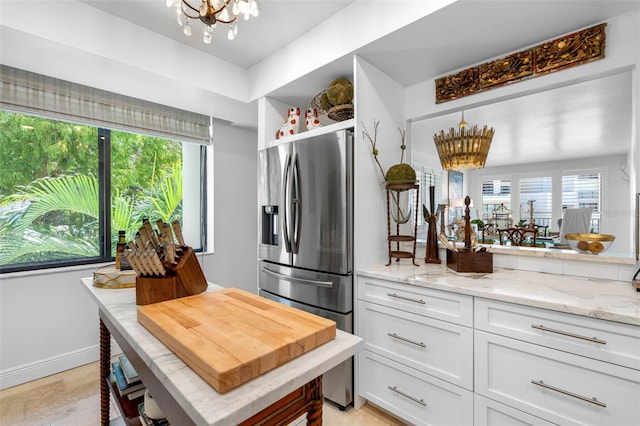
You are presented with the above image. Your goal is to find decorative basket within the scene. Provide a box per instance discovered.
[310,91,330,115]
[327,103,354,121]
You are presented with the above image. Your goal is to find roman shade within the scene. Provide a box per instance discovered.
[0,65,211,145]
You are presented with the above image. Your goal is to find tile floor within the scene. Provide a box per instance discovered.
[0,361,406,425]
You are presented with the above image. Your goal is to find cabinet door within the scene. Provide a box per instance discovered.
[358,300,473,390]
[475,298,640,370]
[475,331,640,426]
[359,350,473,426]
[357,276,473,326]
[474,394,558,426]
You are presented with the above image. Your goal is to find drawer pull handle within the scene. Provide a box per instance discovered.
[387,386,427,406]
[531,324,607,345]
[387,293,426,304]
[387,332,426,348]
[531,380,607,408]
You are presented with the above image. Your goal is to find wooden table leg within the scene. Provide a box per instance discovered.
[306,376,323,425]
[100,319,111,426]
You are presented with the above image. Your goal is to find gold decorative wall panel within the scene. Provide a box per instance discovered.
[435,23,606,104]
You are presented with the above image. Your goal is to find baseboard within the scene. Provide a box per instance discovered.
[0,345,100,390]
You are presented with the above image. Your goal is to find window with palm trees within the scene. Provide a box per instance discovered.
[0,111,206,272]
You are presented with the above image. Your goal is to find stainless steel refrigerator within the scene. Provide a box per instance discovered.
[258,129,353,409]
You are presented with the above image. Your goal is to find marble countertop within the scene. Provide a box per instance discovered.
[358,264,640,326]
[81,278,361,426]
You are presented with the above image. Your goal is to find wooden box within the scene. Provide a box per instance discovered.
[446,249,493,273]
[136,247,207,305]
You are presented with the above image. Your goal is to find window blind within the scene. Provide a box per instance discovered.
[562,173,601,211]
[519,176,552,222]
[0,65,211,145]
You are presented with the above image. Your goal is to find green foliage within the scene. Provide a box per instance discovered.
[0,111,185,267]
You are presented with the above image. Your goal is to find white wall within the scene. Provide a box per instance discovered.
[353,56,406,269]
[200,122,258,292]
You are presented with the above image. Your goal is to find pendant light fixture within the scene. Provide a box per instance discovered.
[167,0,259,44]
[433,111,495,171]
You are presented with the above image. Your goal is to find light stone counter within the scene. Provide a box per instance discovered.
[358,264,640,326]
[81,278,361,425]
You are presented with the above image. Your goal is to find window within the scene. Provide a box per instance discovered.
[0,111,207,272]
[562,172,601,232]
[415,168,444,236]
[519,176,552,228]
[0,65,211,273]
[482,178,511,222]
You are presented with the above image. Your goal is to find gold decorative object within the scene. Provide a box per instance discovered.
[93,265,137,288]
[433,111,495,171]
[435,23,606,103]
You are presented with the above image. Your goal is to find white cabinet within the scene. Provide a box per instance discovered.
[356,276,473,425]
[359,351,473,426]
[356,274,640,426]
[474,394,557,426]
[474,298,640,426]
[474,298,640,370]
[358,300,473,389]
[358,276,473,326]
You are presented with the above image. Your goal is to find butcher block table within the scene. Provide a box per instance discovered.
[81,278,361,426]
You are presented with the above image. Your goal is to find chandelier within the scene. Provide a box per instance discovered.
[433,111,495,171]
[167,0,259,44]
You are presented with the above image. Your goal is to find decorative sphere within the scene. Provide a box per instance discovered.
[385,163,416,184]
[326,77,354,106]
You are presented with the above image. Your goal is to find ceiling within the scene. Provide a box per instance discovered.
[80,0,356,69]
[77,0,638,166]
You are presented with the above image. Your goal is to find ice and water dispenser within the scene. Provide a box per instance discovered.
[261,205,279,246]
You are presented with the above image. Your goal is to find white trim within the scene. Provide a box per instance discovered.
[0,345,99,390]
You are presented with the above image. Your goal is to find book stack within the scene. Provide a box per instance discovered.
[111,355,145,401]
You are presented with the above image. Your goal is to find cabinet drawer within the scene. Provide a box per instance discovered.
[358,350,473,426]
[474,394,557,426]
[357,276,473,326]
[475,331,640,426]
[475,298,640,370]
[358,300,473,390]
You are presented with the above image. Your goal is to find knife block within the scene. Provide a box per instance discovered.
[136,246,208,305]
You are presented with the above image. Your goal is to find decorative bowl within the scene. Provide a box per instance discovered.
[565,233,615,255]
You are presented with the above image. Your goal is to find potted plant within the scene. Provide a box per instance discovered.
[362,119,416,223]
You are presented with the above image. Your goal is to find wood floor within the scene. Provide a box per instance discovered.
[0,361,406,425]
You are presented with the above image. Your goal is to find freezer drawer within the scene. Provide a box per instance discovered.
[258,289,353,409]
[259,261,352,314]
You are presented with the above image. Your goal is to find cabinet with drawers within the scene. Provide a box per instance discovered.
[357,276,474,425]
[474,298,640,426]
[356,273,640,426]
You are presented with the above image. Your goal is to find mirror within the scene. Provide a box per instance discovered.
[411,71,634,259]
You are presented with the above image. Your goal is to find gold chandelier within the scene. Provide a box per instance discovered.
[167,0,259,44]
[433,111,494,171]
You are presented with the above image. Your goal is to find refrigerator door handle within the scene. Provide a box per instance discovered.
[282,153,292,254]
[262,266,335,288]
[291,153,302,254]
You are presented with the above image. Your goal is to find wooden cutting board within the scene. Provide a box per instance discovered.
[137,288,336,393]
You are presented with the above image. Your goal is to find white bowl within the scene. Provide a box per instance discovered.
[565,233,615,255]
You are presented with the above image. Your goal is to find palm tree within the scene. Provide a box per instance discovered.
[0,162,182,266]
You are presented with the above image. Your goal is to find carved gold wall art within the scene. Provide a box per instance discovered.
[435,23,606,103]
